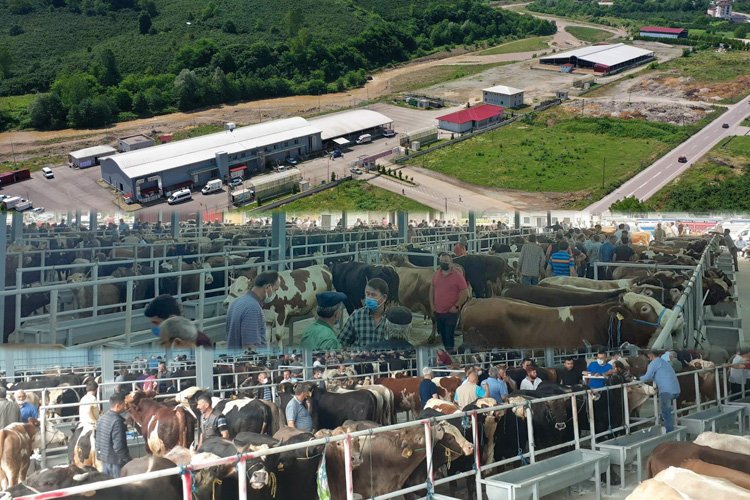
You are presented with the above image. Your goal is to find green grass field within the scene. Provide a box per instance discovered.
[406,108,699,208]
[743,117,750,127]
[0,154,65,173]
[273,180,432,213]
[646,136,750,211]
[170,124,225,142]
[564,26,613,43]
[479,36,551,55]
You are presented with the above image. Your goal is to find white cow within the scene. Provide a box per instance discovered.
[694,432,750,455]
[626,466,750,500]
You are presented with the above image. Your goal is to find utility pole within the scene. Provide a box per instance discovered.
[602,157,606,188]
[444,197,448,215]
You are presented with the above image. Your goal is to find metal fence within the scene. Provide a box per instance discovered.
[13,362,744,500]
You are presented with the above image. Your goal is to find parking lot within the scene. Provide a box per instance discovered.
[7,103,455,214]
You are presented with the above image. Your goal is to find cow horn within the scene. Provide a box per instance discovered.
[73,472,92,481]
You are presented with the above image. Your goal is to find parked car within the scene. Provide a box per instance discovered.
[230,177,243,187]
[350,167,364,175]
[31,207,45,213]
[722,123,730,129]
[331,149,343,159]
[41,167,54,179]
[678,156,688,163]
[285,155,300,165]
[382,129,396,138]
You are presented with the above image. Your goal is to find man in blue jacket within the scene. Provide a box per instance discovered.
[638,350,681,432]
[95,393,132,478]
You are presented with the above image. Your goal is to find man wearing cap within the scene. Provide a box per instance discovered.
[364,306,415,350]
[300,291,347,351]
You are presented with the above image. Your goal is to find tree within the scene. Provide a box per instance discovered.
[609,195,648,213]
[139,12,151,34]
[283,9,303,37]
[28,93,67,130]
[68,95,114,128]
[222,20,237,34]
[97,49,120,87]
[174,68,202,110]
[0,46,12,79]
[52,72,99,110]
[735,25,750,39]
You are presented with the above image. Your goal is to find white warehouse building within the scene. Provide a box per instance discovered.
[483,85,525,109]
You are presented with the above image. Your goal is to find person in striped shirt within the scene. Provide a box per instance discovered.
[547,241,576,277]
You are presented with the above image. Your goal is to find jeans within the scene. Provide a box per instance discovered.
[659,392,677,432]
[730,382,746,401]
[521,275,539,286]
[435,313,458,351]
[103,462,122,478]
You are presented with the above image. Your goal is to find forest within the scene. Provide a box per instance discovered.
[0,0,555,130]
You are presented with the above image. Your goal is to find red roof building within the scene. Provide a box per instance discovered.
[436,104,504,133]
[639,26,688,38]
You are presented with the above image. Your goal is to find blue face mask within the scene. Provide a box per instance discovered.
[151,326,160,337]
[364,297,380,311]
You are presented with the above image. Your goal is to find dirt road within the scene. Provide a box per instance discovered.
[0,12,626,162]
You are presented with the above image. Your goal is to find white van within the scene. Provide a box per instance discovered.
[41,167,54,179]
[356,134,372,144]
[167,189,192,205]
[201,179,223,195]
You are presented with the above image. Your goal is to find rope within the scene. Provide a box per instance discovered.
[179,465,198,496]
[513,405,529,466]
[212,478,222,500]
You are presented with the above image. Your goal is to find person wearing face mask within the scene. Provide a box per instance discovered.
[226,271,280,349]
[300,291,347,350]
[145,295,213,348]
[430,252,469,352]
[339,278,390,348]
[583,351,613,389]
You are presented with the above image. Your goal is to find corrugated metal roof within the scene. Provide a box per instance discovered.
[540,43,654,67]
[117,123,322,179]
[69,145,117,159]
[437,104,504,125]
[639,26,686,34]
[308,109,392,141]
[483,85,524,95]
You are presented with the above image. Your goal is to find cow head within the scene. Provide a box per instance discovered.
[224,276,251,310]
[435,421,474,456]
[2,465,99,496]
[618,292,683,347]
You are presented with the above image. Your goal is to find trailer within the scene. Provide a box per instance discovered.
[246,168,302,203]
[0,169,31,187]
[231,187,256,206]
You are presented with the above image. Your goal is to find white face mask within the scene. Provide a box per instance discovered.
[597,359,606,366]
[264,286,277,304]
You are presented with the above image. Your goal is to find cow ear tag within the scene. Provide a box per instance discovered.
[401,447,413,459]
[616,313,624,321]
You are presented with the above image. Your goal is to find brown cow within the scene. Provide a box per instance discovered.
[125,391,195,456]
[0,419,40,489]
[460,293,681,349]
[647,442,750,479]
[376,377,446,419]
[432,376,462,401]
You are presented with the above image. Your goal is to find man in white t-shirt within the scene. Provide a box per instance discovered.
[520,367,543,391]
[79,381,100,429]
[729,350,749,400]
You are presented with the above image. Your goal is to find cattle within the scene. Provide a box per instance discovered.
[453,254,507,297]
[223,265,333,343]
[125,391,195,456]
[675,360,719,408]
[0,419,39,489]
[3,289,52,343]
[460,293,681,349]
[330,384,395,426]
[329,262,400,314]
[387,263,434,327]
[540,276,635,291]
[176,387,277,437]
[270,428,326,499]
[158,261,215,297]
[310,385,379,429]
[67,272,122,315]
[1,462,183,500]
[195,438,276,500]
[647,442,750,479]
[501,284,623,307]
[47,383,81,420]
[694,432,750,456]
[376,377,449,419]
[431,376,462,402]
[629,465,750,500]
[68,425,100,470]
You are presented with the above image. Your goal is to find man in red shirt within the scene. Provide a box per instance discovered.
[430,252,469,352]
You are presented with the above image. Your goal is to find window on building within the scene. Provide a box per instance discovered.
[523,217,530,224]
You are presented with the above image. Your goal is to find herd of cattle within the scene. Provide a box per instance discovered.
[0,346,744,499]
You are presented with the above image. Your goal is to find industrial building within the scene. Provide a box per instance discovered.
[639,26,688,39]
[99,110,392,203]
[483,85,525,109]
[118,134,155,152]
[308,109,392,148]
[100,117,322,202]
[707,0,732,19]
[539,43,655,75]
[69,145,117,169]
[436,104,504,133]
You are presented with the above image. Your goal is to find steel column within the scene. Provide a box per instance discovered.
[468,211,477,253]
[340,211,348,230]
[11,211,23,243]
[0,213,6,345]
[75,209,81,227]
[514,210,521,230]
[272,212,286,271]
[196,210,203,238]
[171,211,179,239]
[544,347,555,368]
[2,348,14,380]
[101,346,116,409]
[195,346,214,390]
[89,210,98,231]
[397,211,408,243]
[302,348,313,381]
[547,211,552,228]
[416,347,431,376]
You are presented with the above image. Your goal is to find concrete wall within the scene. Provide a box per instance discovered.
[484,91,524,108]
[438,120,473,134]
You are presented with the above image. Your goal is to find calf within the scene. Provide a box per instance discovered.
[125,391,195,456]
[0,419,40,489]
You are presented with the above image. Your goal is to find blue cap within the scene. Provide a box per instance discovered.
[317,291,348,308]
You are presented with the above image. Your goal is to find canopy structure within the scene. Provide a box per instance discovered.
[333,137,351,146]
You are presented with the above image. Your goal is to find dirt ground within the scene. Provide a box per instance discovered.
[561,99,714,125]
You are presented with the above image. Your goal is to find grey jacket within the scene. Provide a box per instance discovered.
[95,410,131,465]
[0,399,20,428]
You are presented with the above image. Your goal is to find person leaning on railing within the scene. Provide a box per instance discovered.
[635,350,681,433]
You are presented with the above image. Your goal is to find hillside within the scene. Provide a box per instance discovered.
[0,0,555,130]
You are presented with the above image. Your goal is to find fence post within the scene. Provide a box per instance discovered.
[526,404,536,464]
[588,391,597,448]
[694,372,702,411]
[40,391,48,469]
[472,410,483,496]
[344,433,355,500]
[721,365,729,405]
[50,289,59,346]
[181,468,193,500]
[125,279,133,348]
[622,385,630,434]
[715,365,722,406]
[237,456,247,499]
[423,421,435,492]
[92,263,99,317]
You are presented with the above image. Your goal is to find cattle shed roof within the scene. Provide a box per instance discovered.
[69,145,117,159]
[119,134,153,145]
[105,117,321,179]
[308,109,392,141]
[540,43,654,67]
[483,85,524,95]
[437,104,504,125]
[639,26,686,34]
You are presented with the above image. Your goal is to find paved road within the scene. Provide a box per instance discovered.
[585,95,750,215]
